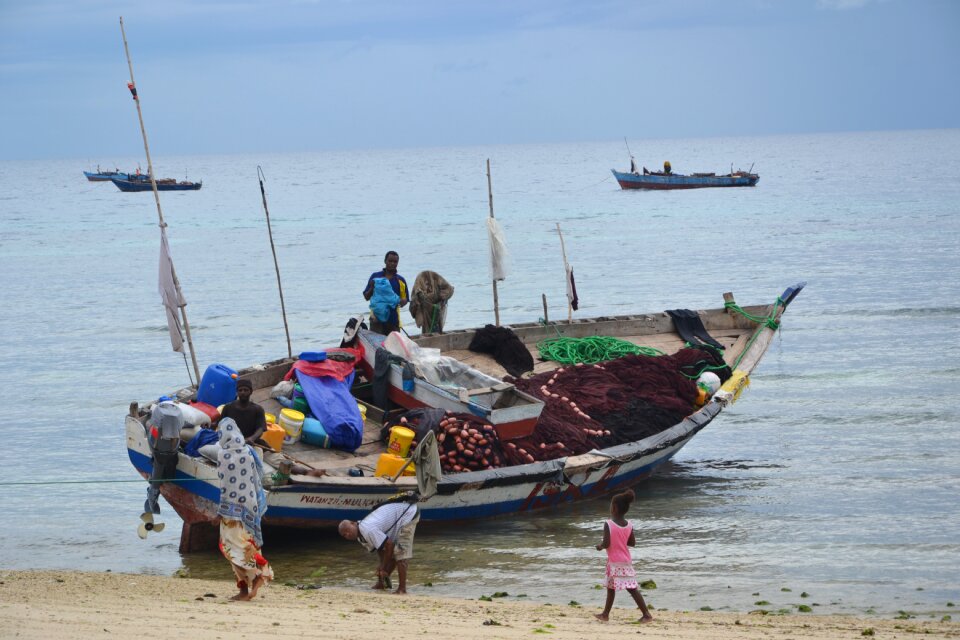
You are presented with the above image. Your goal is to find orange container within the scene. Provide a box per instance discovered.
[374,453,416,478]
[260,423,285,452]
[375,453,406,478]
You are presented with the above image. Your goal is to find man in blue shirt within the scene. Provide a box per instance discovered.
[363,251,409,335]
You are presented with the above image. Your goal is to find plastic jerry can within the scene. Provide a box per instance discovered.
[375,453,407,478]
[260,424,286,452]
[196,364,238,407]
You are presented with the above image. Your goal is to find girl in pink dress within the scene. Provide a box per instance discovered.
[595,489,653,622]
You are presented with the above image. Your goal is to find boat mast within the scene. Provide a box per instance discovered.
[486,158,501,326]
[119,16,201,384]
[555,223,573,323]
[257,166,293,359]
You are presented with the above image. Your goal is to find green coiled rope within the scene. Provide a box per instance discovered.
[537,336,664,365]
[724,297,783,330]
[726,296,786,369]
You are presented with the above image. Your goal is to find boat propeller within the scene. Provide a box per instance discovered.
[137,512,166,539]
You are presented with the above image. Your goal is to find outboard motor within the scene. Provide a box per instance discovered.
[143,398,184,515]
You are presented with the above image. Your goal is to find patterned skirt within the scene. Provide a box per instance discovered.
[604,561,638,590]
[219,519,274,588]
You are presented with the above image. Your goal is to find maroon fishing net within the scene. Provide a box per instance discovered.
[399,349,717,472]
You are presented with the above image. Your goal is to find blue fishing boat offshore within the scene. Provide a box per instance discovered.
[612,165,759,190]
[84,166,130,181]
[612,143,758,189]
[111,175,202,191]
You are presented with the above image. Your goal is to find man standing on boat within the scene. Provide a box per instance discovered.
[219,379,267,447]
[363,251,409,335]
[338,498,420,595]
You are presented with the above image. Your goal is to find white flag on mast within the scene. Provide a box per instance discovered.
[486,217,509,282]
[158,228,185,353]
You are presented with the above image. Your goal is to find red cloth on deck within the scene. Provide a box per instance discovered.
[283,345,364,382]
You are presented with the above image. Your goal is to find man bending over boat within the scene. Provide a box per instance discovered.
[338,499,420,595]
[219,378,266,446]
[363,251,409,335]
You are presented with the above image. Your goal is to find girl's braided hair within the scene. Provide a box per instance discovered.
[611,489,635,515]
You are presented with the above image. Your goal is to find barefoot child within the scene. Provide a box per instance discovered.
[595,489,653,622]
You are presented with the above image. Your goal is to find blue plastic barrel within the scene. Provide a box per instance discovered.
[301,417,330,448]
[196,363,238,407]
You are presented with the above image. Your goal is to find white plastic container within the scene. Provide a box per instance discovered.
[278,408,305,444]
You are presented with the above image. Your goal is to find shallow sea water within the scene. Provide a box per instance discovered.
[0,129,958,617]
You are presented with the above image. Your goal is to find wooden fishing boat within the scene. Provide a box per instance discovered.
[125,283,804,551]
[111,176,202,192]
[84,168,130,181]
[612,168,759,190]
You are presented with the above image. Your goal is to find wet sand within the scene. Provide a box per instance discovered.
[0,570,955,639]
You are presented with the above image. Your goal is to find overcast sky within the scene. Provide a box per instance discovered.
[1,0,957,160]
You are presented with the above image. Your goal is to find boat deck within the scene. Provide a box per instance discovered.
[168,303,766,481]
[440,328,748,380]
[249,390,389,477]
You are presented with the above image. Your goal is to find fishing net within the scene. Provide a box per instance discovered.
[511,351,702,458]
[537,336,663,365]
[399,347,715,469]
[671,344,732,383]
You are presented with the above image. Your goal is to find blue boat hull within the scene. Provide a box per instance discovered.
[612,169,759,190]
[126,407,716,529]
[110,177,202,192]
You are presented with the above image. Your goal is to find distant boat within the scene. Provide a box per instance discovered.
[612,168,759,190]
[110,176,202,192]
[84,168,130,182]
[612,157,759,191]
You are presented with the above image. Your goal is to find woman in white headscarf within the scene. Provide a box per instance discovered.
[217,418,273,600]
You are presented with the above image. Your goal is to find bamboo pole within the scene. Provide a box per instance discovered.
[486,158,500,326]
[119,16,201,384]
[556,223,572,323]
[257,166,292,359]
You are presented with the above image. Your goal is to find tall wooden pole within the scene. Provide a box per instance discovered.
[258,166,293,359]
[120,16,201,383]
[556,223,572,323]
[486,158,500,326]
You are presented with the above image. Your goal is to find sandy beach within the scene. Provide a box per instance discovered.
[0,570,955,640]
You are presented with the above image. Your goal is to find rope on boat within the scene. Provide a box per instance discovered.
[726,296,786,370]
[537,336,664,365]
[0,477,206,487]
[724,297,783,330]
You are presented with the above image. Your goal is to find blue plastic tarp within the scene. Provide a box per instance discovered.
[295,370,363,452]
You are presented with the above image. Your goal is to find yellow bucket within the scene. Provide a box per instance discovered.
[387,426,415,457]
[278,408,305,444]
